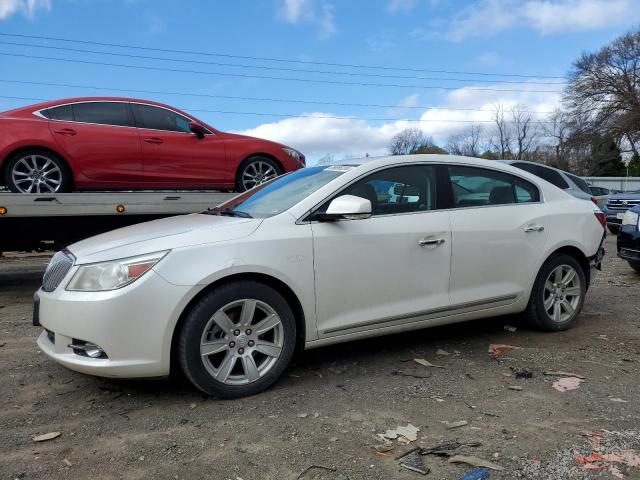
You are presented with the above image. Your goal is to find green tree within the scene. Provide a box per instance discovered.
[627,155,640,176]
[589,135,625,176]
[413,145,448,155]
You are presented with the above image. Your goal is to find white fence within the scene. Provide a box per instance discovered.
[583,177,640,192]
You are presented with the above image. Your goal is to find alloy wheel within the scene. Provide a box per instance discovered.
[200,299,284,385]
[543,264,582,323]
[11,154,62,193]
[242,161,278,190]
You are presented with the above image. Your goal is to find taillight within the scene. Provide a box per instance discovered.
[594,211,606,229]
[591,196,598,205]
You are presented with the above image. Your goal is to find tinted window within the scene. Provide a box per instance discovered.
[341,165,436,216]
[512,162,569,189]
[448,166,539,207]
[134,104,192,133]
[590,186,609,195]
[70,102,134,127]
[566,173,592,194]
[44,105,74,121]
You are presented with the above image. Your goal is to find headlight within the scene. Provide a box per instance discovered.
[66,251,169,292]
[622,210,639,228]
[282,147,305,165]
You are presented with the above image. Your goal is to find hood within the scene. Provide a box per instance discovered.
[608,191,640,200]
[68,213,262,264]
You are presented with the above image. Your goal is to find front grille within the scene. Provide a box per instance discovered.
[607,199,640,210]
[42,250,74,292]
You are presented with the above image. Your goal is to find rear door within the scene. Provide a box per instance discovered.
[132,103,228,186]
[446,165,548,306]
[46,101,143,182]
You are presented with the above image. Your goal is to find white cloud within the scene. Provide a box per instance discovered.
[446,0,640,41]
[388,0,418,13]
[277,0,336,38]
[0,0,50,20]
[237,83,561,161]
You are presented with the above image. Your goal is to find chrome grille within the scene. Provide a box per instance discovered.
[42,250,74,292]
[607,199,640,210]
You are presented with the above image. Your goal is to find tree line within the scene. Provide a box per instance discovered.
[389,28,640,177]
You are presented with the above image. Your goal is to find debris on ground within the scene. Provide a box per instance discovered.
[448,455,504,471]
[508,385,523,391]
[297,413,308,418]
[458,467,491,480]
[390,369,431,379]
[421,441,482,457]
[373,444,395,453]
[503,325,518,333]
[32,432,61,442]
[512,367,533,379]
[436,349,450,356]
[62,459,72,467]
[414,358,445,369]
[378,424,420,444]
[398,449,430,475]
[443,420,468,429]
[488,344,521,359]
[543,370,586,379]
[610,397,628,403]
[552,377,584,392]
[296,465,337,479]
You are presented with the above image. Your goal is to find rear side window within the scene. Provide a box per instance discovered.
[448,166,540,207]
[566,173,592,194]
[512,162,569,189]
[133,104,192,133]
[71,102,134,127]
[43,105,74,121]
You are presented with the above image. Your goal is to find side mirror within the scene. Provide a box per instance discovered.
[189,122,206,139]
[315,195,372,221]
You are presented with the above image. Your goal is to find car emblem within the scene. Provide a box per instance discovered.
[622,201,628,207]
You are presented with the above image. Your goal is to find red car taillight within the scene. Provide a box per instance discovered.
[591,196,598,205]
[594,211,606,229]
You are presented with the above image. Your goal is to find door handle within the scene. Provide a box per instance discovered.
[143,137,164,145]
[53,128,77,136]
[418,237,445,246]
[524,224,544,233]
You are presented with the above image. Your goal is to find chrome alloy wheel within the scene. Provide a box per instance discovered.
[11,154,62,193]
[543,264,582,323]
[242,161,278,190]
[200,299,284,385]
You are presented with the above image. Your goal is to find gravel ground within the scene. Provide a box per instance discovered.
[1,235,640,480]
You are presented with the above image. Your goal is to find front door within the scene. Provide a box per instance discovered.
[311,164,451,337]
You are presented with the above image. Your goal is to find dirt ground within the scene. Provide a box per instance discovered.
[2,235,640,480]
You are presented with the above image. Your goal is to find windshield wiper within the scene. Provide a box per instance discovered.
[205,208,253,218]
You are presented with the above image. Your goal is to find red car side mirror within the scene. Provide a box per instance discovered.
[189,122,206,139]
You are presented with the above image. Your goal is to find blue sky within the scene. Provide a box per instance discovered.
[0,0,639,161]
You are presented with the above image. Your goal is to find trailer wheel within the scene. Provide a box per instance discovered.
[5,149,73,193]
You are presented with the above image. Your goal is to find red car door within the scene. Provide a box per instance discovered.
[132,103,228,187]
[46,101,143,184]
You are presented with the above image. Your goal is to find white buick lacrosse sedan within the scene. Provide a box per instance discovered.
[35,155,606,398]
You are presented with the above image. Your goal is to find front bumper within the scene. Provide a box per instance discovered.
[37,269,192,378]
[617,225,640,263]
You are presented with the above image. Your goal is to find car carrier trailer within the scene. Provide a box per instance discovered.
[0,192,236,252]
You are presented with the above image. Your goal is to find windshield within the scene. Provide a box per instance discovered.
[210,166,349,218]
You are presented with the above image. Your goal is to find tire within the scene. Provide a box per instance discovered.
[629,261,640,274]
[235,156,282,192]
[523,253,586,331]
[177,281,296,398]
[4,149,73,193]
[608,225,619,235]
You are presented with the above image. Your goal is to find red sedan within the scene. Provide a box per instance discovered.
[0,97,305,193]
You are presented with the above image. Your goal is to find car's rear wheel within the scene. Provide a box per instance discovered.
[608,225,619,235]
[5,149,73,193]
[235,156,281,192]
[629,261,640,273]
[177,281,296,398]
[523,253,586,331]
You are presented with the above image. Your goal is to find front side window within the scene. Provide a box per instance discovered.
[448,166,539,207]
[566,173,592,194]
[134,104,193,133]
[71,102,134,127]
[339,165,436,216]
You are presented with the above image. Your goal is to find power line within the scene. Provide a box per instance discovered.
[0,95,557,124]
[0,31,567,80]
[0,79,559,114]
[0,51,565,93]
[0,40,566,86]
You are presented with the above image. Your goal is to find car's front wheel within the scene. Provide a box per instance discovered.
[5,149,73,193]
[177,281,296,398]
[235,156,281,192]
[523,253,586,331]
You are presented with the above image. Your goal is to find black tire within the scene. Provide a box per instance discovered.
[235,156,282,192]
[608,225,619,235]
[523,253,586,331]
[177,281,296,398]
[4,149,73,193]
[629,261,640,274]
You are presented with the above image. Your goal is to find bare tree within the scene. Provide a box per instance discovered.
[511,105,536,160]
[447,124,484,157]
[388,128,436,155]
[491,104,512,159]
